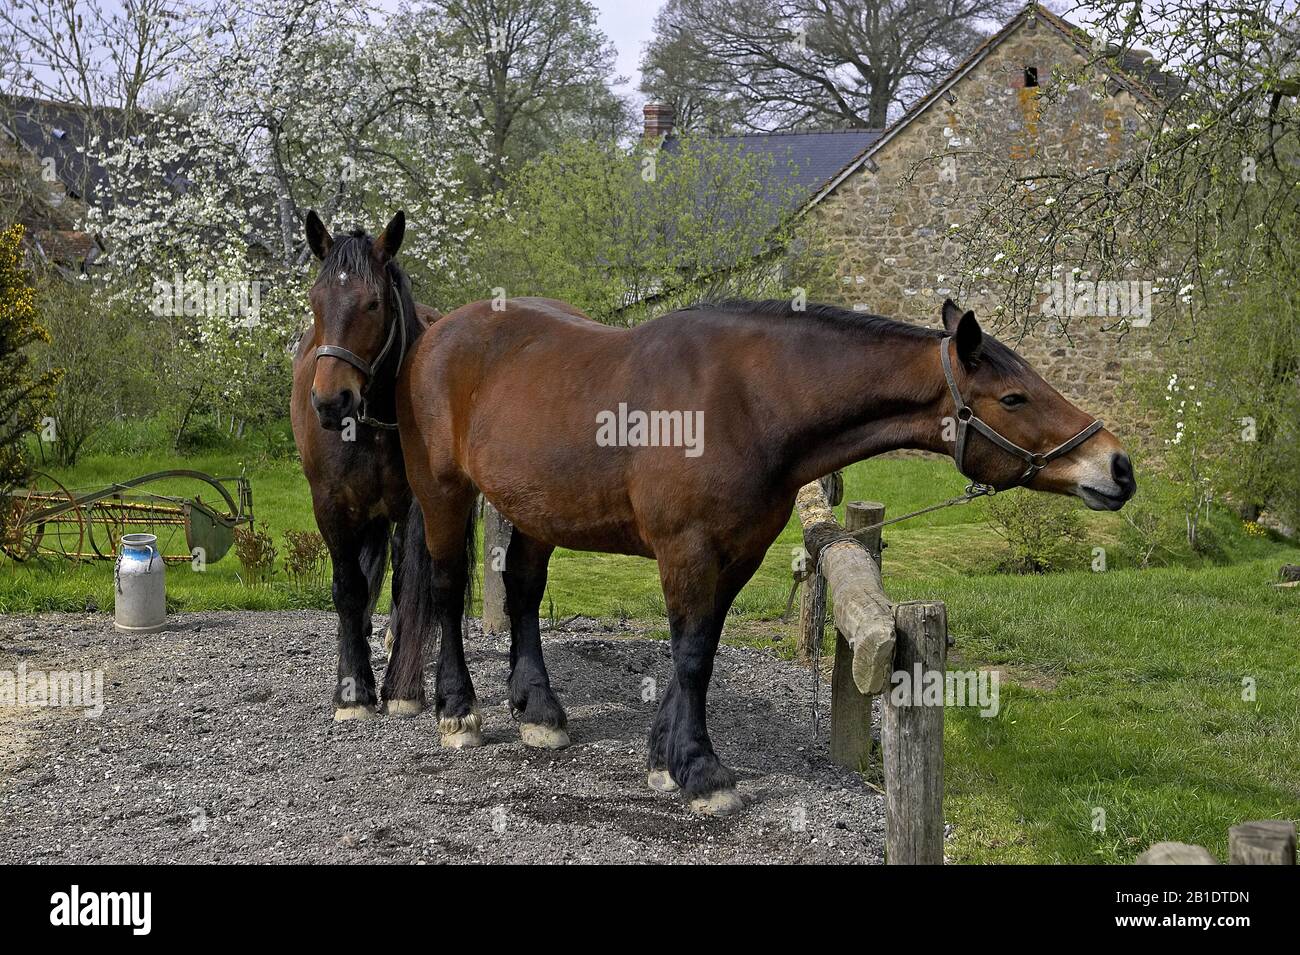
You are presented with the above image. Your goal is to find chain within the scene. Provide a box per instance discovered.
[811,605,822,738]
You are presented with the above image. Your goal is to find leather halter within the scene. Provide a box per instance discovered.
[939,336,1104,487]
[314,276,407,430]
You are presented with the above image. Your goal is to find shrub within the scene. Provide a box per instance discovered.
[174,416,230,454]
[984,490,1088,574]
[1117,475,1228,567]
[283,530,328,587]
[0,224,59,534]
[233,526,277,587]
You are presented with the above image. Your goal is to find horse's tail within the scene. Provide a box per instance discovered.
[463,495,478,617]
[388,493,479,694]
[386,497,438,699]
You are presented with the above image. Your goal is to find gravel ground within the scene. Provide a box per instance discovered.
[0,611,884,864]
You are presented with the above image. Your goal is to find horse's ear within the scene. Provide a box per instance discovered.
[374,210,405,263]
[954,309,983,367]
[940,299,983,366]
[305,209,332,261]
[941,298,963,333]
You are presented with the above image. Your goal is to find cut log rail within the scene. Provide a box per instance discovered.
[794,481,895,694]
[795,477,947,865]
[1136,820,1296,864]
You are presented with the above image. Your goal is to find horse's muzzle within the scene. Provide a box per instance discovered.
[1077,452,1137,510]
[311,388,357,431]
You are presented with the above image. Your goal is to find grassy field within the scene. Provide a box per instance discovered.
[3,422,1298,863]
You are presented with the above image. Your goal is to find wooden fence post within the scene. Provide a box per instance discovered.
[884,600,947,865]
[798,567,827,661]
[830,501,884,769]
[1229,820,1297,864]
[481,501,511,634]
[796,472,844,658]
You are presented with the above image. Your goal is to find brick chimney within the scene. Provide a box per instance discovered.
[642,103,676,143]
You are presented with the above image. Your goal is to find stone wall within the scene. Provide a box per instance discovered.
[808,14,1166,431]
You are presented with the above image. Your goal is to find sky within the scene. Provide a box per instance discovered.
[592,0,664,103]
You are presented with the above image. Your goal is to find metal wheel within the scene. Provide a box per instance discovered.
[1,472,86,561]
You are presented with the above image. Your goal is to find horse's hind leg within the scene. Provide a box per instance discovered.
[503,531,568,748]
[422,492,481,747]
[326,517,388,720]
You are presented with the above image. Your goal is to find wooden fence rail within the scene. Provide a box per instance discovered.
[795,477,947,865]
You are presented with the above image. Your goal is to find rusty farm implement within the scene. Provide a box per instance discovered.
[1,470,253,564]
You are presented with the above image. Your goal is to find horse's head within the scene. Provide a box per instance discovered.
[935,299,1136,510]
[305,209,406,431]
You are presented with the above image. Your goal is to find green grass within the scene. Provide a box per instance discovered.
[4,436,1010,616]
[902,558,1300,863]
[4,426,1299,863]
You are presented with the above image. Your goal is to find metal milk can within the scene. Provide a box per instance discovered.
[114,533,166,632]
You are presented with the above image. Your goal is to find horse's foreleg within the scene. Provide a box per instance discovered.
[648,548,762,816]
[503,532,567,748]
[418,496,480,747]
[432,551,479,746]
[328,524,383,720]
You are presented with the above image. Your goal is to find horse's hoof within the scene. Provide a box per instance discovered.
[647,769,679,793]
[439,708,482,749]
[519,723,570,749]
[333,704,379,721]
[687,788,744,817]
[441,729,483,749]
[383,625,395,660]
[383,698,422,717]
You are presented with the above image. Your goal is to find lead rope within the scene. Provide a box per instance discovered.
[816,481,996,556]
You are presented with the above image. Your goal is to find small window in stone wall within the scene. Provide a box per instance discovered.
[1024,66,1039,88]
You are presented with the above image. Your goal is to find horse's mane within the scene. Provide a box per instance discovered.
[682,298,1029,377]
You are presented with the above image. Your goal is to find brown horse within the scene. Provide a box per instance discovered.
[290,209,441,720]
[387,296,1136,814]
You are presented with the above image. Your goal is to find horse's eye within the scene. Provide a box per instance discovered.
[1000,393,1027,407]
[366,299,379,312]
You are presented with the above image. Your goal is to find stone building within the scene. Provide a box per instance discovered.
[0,94,117,273]
[1,93,274,274]
[645,3,1176,427]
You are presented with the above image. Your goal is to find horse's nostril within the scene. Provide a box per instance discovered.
[1112,452,1135,490]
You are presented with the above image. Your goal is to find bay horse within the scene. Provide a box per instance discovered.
[387,296,1136,814]
[290,209,443,720]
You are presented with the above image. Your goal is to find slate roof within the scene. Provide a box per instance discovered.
[0,93,126,211]
[1,92,278,257]
[664,129,882,219]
